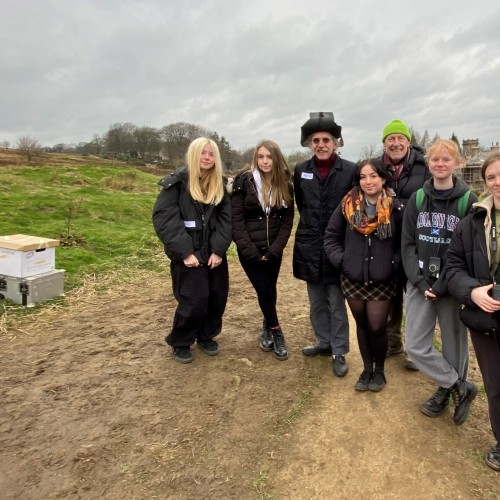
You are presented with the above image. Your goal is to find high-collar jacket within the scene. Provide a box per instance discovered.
[324,195,404,286]
[152,168,232,264]
[446,195,495,307]
[380,145,430,205]
[292,154,357,284]
[231,170,294,261]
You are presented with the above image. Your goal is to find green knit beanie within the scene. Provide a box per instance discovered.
[382,119,411,142]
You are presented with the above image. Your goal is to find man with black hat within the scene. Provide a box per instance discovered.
[293,112,356,377]
[380,118,430,370]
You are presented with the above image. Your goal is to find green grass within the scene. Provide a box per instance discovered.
[0,164,165,290]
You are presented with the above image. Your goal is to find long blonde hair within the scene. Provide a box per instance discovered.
[186,137,225,204]
[251,140,292,208]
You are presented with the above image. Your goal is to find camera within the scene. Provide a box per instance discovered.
[492,284,500,301]
[428,257,441,278]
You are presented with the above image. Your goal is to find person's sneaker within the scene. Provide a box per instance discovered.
[172,346,193,364]
[355,370,372,391]
[259,327,274,352]
[271,328,288,360]
[196,339,219,356]
[386,344,404,357]
[420,386,451,417]
[450,379,478,425]
[302,344,332,357]
[368,370,386,392]
[332,354,348,377]
[485,445,500,471]
[404,357,419,371]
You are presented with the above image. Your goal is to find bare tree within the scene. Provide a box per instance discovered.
[17,135,43,161]
[1,140,10,149]
[160,122,212,167]
[287,149,312,168]
[133,126,161,159]
[104,122,137,156]
[92,134,104,155]
[359,144,383,161]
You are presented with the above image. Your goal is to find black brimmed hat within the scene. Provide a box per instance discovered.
[300,112,343,146]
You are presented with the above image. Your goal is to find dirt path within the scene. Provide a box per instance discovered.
[0,247,499,499]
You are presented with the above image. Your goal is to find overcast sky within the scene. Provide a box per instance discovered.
[2,0,500,159]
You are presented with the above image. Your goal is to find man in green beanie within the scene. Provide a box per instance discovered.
[379,118,430,370]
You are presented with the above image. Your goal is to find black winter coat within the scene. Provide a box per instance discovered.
[293,155,356,284]
[231,170,294,261]
[152,168,232,264]
[324,197,403,285]
[381,145,430,205]
[446,199,494,307]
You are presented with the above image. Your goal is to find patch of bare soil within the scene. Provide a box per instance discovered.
[0,246,499,499]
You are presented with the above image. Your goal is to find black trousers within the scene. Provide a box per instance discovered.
[166,259,229,347]
[238,252,282,328]
[470,329,500,445]
[386,269,406,347]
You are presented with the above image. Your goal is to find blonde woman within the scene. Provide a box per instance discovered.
[231,140,294,360]
[153,137,232,364]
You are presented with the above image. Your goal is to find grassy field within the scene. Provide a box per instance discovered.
[0,153,166,292]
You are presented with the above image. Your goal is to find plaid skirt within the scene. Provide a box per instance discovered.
[341,274,396,301]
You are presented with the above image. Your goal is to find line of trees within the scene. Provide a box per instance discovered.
[49,122,253,170]
[4,123,471,168]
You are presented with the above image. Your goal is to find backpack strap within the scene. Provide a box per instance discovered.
[416,187,471,218]
[416,188,425,210]
[457,190,471,218]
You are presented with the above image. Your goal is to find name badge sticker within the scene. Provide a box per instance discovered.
[301,172,314,180]
[184,220,196,228]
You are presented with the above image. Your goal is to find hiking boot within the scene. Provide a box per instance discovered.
[420,387,451,417]
[450,379,478,425]
[271,327,288,360]
[404,357,419,371]
[196,339,219,356]
[485,445,500,471]
[332,354,348,377]
[172,346,193,364]
[386,343,404,357]
[355,370,373,391]
[302,344,332,357]
[368,370,386,391]
[259,327,274,352]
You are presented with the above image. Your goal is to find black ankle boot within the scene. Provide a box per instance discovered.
[450,379,478,425]
[420,386,450,417]
[259,326,274,352]
[271,327,288,360]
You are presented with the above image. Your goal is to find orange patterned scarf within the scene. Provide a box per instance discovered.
[341,186,393,239]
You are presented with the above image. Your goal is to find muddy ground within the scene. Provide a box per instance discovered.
[0,247,499,499]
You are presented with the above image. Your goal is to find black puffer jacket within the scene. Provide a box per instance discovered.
[446,197,494,307]
[380,145,430,206]
[231,170,294,261]
[152,168,232,264]
[293,155,356,284]
[324,195,403,285]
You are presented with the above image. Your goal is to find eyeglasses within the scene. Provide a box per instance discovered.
[312,137,332,145]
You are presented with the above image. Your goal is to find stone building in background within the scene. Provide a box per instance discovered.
[458,139,500,192]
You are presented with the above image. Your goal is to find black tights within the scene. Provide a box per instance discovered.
[347,298,390,372]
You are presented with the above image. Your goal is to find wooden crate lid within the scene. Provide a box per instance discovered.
[0,234,60,251]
